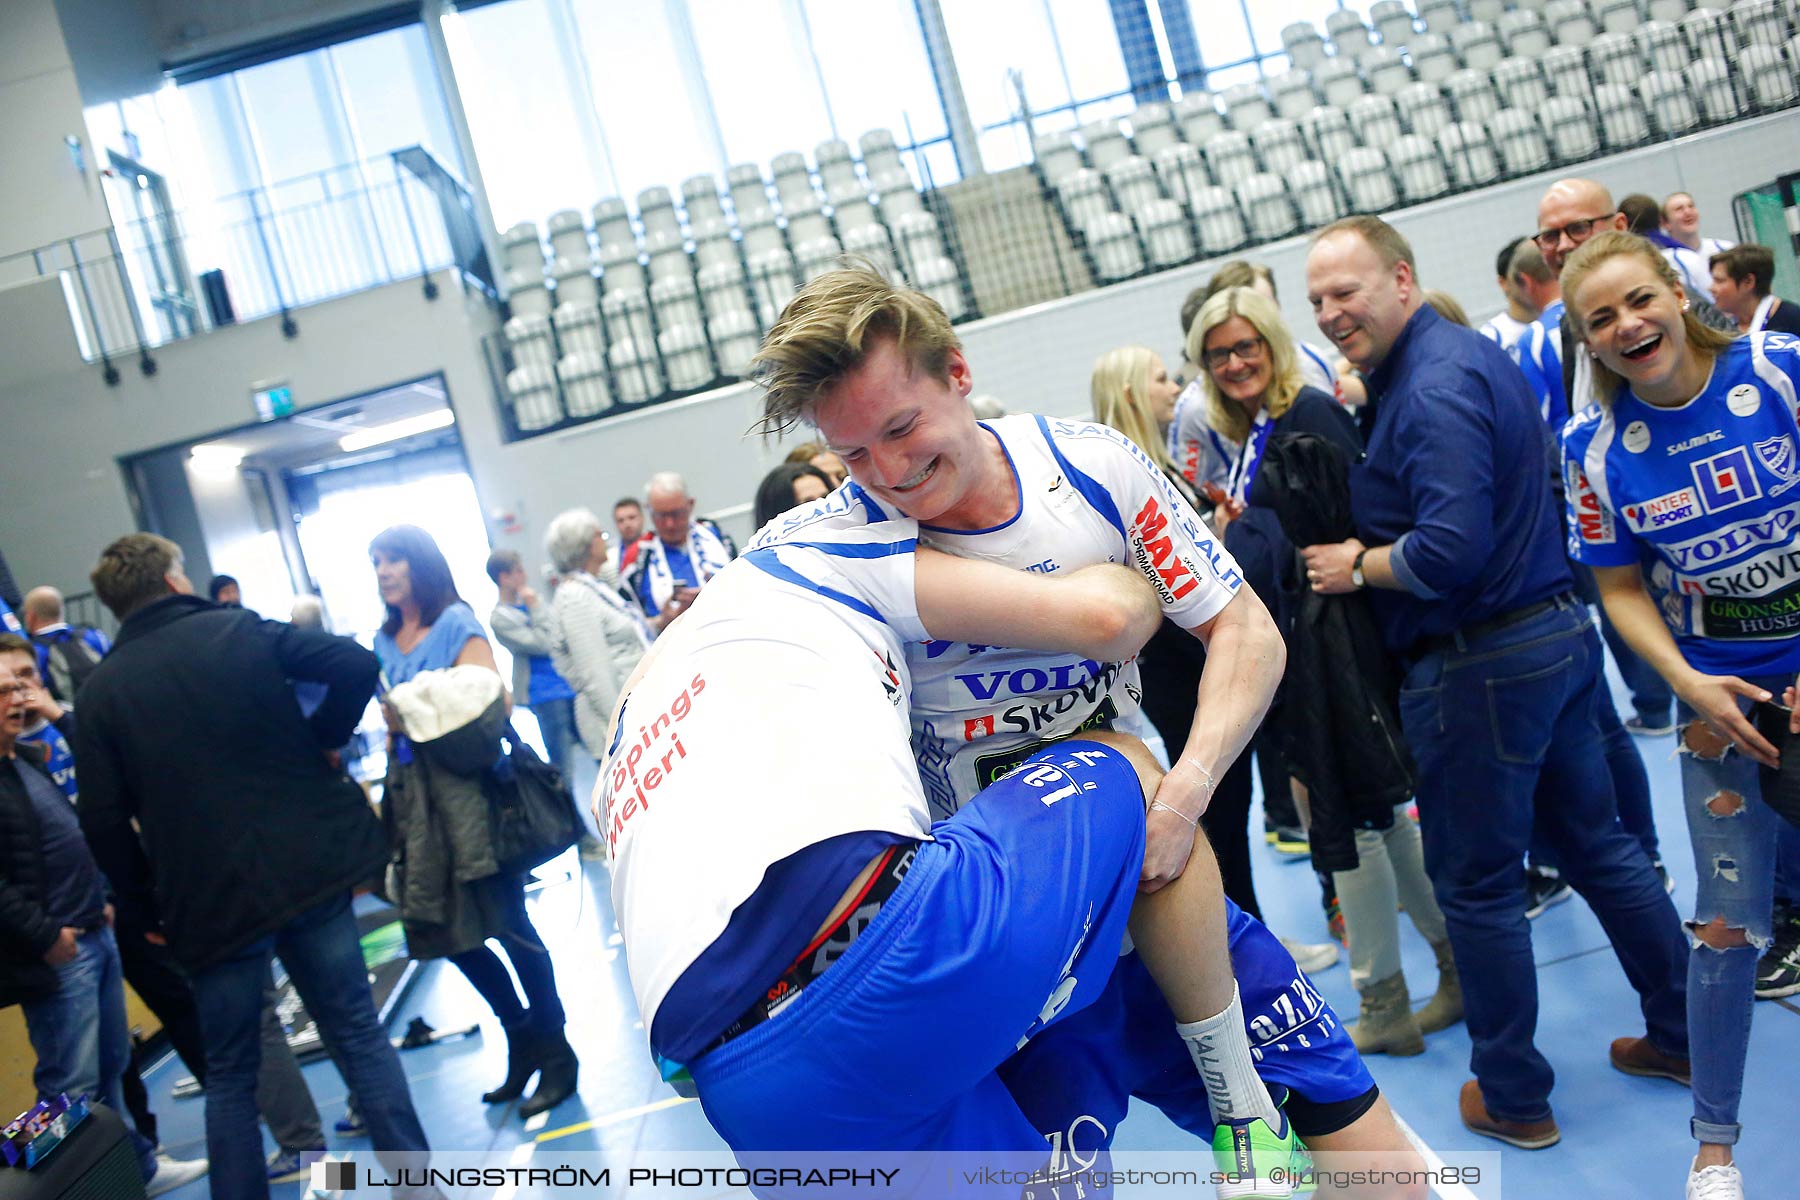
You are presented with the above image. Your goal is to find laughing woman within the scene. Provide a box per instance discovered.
[1561,230,1800,1200]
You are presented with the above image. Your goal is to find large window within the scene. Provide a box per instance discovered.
[447,0,954,231]
[80,0,1355,259]
[940,0,1132,172]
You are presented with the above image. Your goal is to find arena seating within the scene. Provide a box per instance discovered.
[497,126,974,434]
[498,0,1796,436]
[1024,0,1793,296]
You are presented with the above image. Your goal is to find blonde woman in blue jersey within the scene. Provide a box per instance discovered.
[1561,231,1800,1200]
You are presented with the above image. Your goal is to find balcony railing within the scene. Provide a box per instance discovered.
[0,147,493,383]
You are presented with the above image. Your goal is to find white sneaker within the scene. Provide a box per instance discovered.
[1279,936,1340,975]
[1686,1159,1744,1200]
[146,1152,210,1197]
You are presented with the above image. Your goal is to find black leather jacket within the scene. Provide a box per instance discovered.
[0,745,69,1007]
[1251,432,1416,873]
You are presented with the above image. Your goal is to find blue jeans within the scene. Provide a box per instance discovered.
[1400,598,1688,1122]
[530,696,594,840]
[1675,690,1785,1146]
[19,926,157,1181]
[190,893,431,1200]
[1532,681,1661,870]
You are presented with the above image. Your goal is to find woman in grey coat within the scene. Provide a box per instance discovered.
[544,508,654,756]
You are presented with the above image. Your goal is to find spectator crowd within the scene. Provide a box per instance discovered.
[2,179,1798,1200]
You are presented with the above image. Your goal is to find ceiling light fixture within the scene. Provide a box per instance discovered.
[337,408,455,452]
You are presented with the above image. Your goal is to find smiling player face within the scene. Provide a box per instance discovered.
[1572,255,1695,403]
[811,338,1002,528]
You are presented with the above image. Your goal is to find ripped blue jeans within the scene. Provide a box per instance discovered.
[1677,684,1786,1146]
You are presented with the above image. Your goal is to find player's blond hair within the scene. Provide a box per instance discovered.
[752,262,961,435]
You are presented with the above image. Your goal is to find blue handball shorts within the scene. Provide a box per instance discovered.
[998,899,1377,1152]
[688,744,1147,1152]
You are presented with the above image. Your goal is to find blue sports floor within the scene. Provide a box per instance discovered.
[136,669,1800,1199]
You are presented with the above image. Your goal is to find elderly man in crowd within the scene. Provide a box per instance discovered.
[623,473,736,631]
[1298,216,1688,1151]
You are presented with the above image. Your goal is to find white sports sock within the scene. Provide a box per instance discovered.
[1176,983,1280,1129]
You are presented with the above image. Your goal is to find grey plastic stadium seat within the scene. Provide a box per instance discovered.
[1641,68,1703,132]
[1303,104,1360,160]
[1251,118,1312,174]
[1438,121,1503,187]
[1489,109,1555,173]
[1446,68,1503,124]
[1396,81,1454,137]
[1290,160,1347,227]
[1494,58,1553,111]
[1337,145,1401,211]
[1189,185,1251,253]
[1237,173,1301,241]
[1389,133,1451,201]
[1542,94,1602,159]
[1593,82,1652,147]
[1349,93,1406,148]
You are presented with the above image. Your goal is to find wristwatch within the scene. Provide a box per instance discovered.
[1351,549,1368,590]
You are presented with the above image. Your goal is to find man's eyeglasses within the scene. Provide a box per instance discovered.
[0,682,29,697]
[1534,214,1615,251]
[1202,336,1268,370]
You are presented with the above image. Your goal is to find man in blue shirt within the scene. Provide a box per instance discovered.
[1298,216,1688,1151]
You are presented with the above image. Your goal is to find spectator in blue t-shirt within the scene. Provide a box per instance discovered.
[1299,216,1687,1152]
[371,525,576,1120]
[484,549,599,860]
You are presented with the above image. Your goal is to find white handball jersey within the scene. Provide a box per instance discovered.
[600,526,932,1038]
[756,414,1243,817]
[1480,311,1532,355]
[1168,379,1235,492]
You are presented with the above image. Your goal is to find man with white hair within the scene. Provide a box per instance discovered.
[625,473,736,632]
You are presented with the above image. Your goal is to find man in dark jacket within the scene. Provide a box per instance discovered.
[76,534,434,1200]
[0,634,208,1196]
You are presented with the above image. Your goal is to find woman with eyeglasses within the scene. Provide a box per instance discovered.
[1561,231,1800,1200]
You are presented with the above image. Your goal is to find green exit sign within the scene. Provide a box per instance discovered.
[253,383,294,421]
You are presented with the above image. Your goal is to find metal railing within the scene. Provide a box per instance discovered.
[0,147,494,383]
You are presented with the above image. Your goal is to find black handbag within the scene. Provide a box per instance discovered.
[1752,702,1800,831]
[485,724,586,873]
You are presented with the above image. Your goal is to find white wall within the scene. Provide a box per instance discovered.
[0,0,111,258]
[0,268,501,598]
[1,112,1794,604]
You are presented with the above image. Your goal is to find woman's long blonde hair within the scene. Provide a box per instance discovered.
[1561,230,1738,406]
[1187,287,1306,443]
[1091,345,1180,479]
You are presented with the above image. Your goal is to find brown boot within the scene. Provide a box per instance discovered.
[1417,939,1464,1033]
[1348,971,1425,1056]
